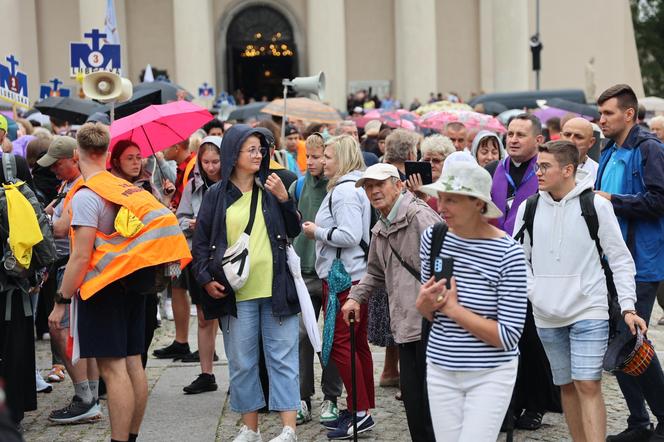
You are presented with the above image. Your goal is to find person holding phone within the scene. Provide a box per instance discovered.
[416,161,528,442]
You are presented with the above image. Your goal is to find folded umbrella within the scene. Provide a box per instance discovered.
[286,246,321,353]
[321,258,352,367]
[109,101,213,157]
[34,96,105,125]
[262,97,342,124]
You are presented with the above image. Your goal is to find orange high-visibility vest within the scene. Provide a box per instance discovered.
[182,154,198,191]
[295,140,307,173]
[65,171,192,300]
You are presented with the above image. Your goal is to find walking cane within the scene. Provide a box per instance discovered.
[349,311,358,442]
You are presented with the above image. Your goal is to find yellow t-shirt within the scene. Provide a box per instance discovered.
[225,189,273,302]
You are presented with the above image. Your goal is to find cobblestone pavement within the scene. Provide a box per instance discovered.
[22,303,664,442]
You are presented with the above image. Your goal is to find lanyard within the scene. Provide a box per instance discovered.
[504,158,535,193]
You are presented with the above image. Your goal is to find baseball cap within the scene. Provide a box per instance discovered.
[285,124,299,137]
[37,135,77,167]
[420,161,502,219]
[0,115,7,132]
[355,163,400,188]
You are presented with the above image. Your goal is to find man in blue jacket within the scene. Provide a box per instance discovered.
[595,84,664,442]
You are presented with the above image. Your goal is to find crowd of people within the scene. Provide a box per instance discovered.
[1,82,664,442]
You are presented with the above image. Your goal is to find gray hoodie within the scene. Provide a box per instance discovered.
[314,170,372,281]
[470,130,507,163]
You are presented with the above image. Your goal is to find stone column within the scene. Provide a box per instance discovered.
[394,0,437,105]
[306,0,347,111]
[479,0,529,93]
[173,0,215,104]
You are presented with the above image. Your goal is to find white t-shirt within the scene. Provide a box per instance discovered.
[579,157,599,183]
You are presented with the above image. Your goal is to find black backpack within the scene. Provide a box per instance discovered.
[514,188,621,338]
[0,153,57,274]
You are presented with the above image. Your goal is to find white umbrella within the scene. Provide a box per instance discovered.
[286,245,322,353]
[641,96,664,112]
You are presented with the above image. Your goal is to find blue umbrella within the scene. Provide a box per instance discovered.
[321,257,352,366]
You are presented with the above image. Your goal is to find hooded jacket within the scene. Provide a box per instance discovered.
[470,130,507,163]
[177,153,217,249]
[192,124,302,319]
[514,169,637,328]
[596,124,664,281]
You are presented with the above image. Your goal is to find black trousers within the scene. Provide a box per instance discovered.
[399,339,436,442]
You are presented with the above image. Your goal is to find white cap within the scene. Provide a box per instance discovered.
[355,163,400,187]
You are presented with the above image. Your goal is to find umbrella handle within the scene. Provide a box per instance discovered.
[349,311,358,441]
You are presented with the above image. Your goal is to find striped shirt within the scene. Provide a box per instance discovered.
[420,228,528,371]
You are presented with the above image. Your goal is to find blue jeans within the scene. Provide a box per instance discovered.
[616,281,664,429]
[222,297,300,413]
[537,320,609,385]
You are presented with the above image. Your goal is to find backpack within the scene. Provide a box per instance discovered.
[513,188,622,338]
[327,178,378,260]
[0,153,57,274]
[294,175,306,202]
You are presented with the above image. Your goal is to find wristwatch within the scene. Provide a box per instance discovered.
[54,292,71,305]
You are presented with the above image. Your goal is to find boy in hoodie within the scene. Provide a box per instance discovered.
[288,133,343,426]
[514,140,645,442]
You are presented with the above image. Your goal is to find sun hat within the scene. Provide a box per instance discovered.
[420,161,502,218]
[365,120,382,137]
[603,329,655,376]
[37,135,77,167]
[355,163,400,188]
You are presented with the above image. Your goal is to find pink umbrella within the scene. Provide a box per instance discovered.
[354,109,419,130]
[419,110,506,133]
[109,101,213,156]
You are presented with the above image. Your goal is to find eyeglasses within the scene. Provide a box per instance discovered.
[533,163,552,174]
[422,157,443,165]
[241,147,267,158]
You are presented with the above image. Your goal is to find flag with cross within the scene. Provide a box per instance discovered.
[0,54,29,108]
[69,28,122,78]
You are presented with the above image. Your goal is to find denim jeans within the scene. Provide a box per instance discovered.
[222,297,300,413]
[615,281,664,429]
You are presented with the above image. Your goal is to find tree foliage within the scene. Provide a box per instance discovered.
[631,0,664,96]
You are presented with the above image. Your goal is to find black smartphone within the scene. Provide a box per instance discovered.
[433,256,454,289]
[405,161,433,185]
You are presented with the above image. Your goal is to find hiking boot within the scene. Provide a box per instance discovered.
[180,350,220,363]
[233,425,263,442]
[183,373,218,394]
[153,340,190,359]
[47,364,65,383]
[606,425,654,442]
[296,401,311,425]
[320,400,339,424]
[36,370,52,393]
[268,426,297,442]
[48,396,101,424]
[326,413,375,440]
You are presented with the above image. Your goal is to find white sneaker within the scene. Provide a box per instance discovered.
[36,370,52,393]
[164,298,174,320]
[268,426,297,442]
[233,425,263,442]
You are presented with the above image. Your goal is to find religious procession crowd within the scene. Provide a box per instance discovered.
[2,82,664,442]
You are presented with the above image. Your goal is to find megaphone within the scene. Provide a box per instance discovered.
[82,71,133,103]
[288,71,325,100]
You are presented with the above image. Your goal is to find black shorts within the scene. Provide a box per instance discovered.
[78,268,155,358]
[172,264,204,305]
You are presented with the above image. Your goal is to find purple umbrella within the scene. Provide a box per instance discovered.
[533,107,593,124]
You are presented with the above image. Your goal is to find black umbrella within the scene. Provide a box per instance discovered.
[133,81,193,103]
[544,98,599,120]
[34,97,106,125]
[481,101,508,116]
[227,102,269,122]
[102,89,162,119]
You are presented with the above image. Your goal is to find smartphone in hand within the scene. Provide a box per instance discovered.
[405,161,433,185]
[433,256,454,289]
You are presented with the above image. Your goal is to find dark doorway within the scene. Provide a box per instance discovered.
[226,6,298,103]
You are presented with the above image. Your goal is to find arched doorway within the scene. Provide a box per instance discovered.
[226,5,299,103]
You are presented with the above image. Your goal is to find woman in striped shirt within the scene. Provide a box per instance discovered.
[416,161,528,442]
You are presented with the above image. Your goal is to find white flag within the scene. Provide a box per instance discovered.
[144,64,155,83]
[104,0,120,45]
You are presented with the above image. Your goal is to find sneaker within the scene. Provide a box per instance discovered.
[48,396,102,424]
[326,414,375,440]
[180,350,220,363]
[607,425,654,442]
[36,370,52,393]
[320,400,339,424]
[233,425,262,442]
[268,426,297,442]
[323,409,351,430]
[183,373,218,394]
[164,298,174,320]
[296,401,311,425]
[47,364,65,383]
[153,340,190,359]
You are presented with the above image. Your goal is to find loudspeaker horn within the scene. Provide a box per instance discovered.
[290,71,325,100]
[82,71,133,103]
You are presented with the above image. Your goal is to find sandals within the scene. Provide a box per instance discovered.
[515,410,544,430]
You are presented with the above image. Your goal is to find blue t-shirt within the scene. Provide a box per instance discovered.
[600,147,625,195]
